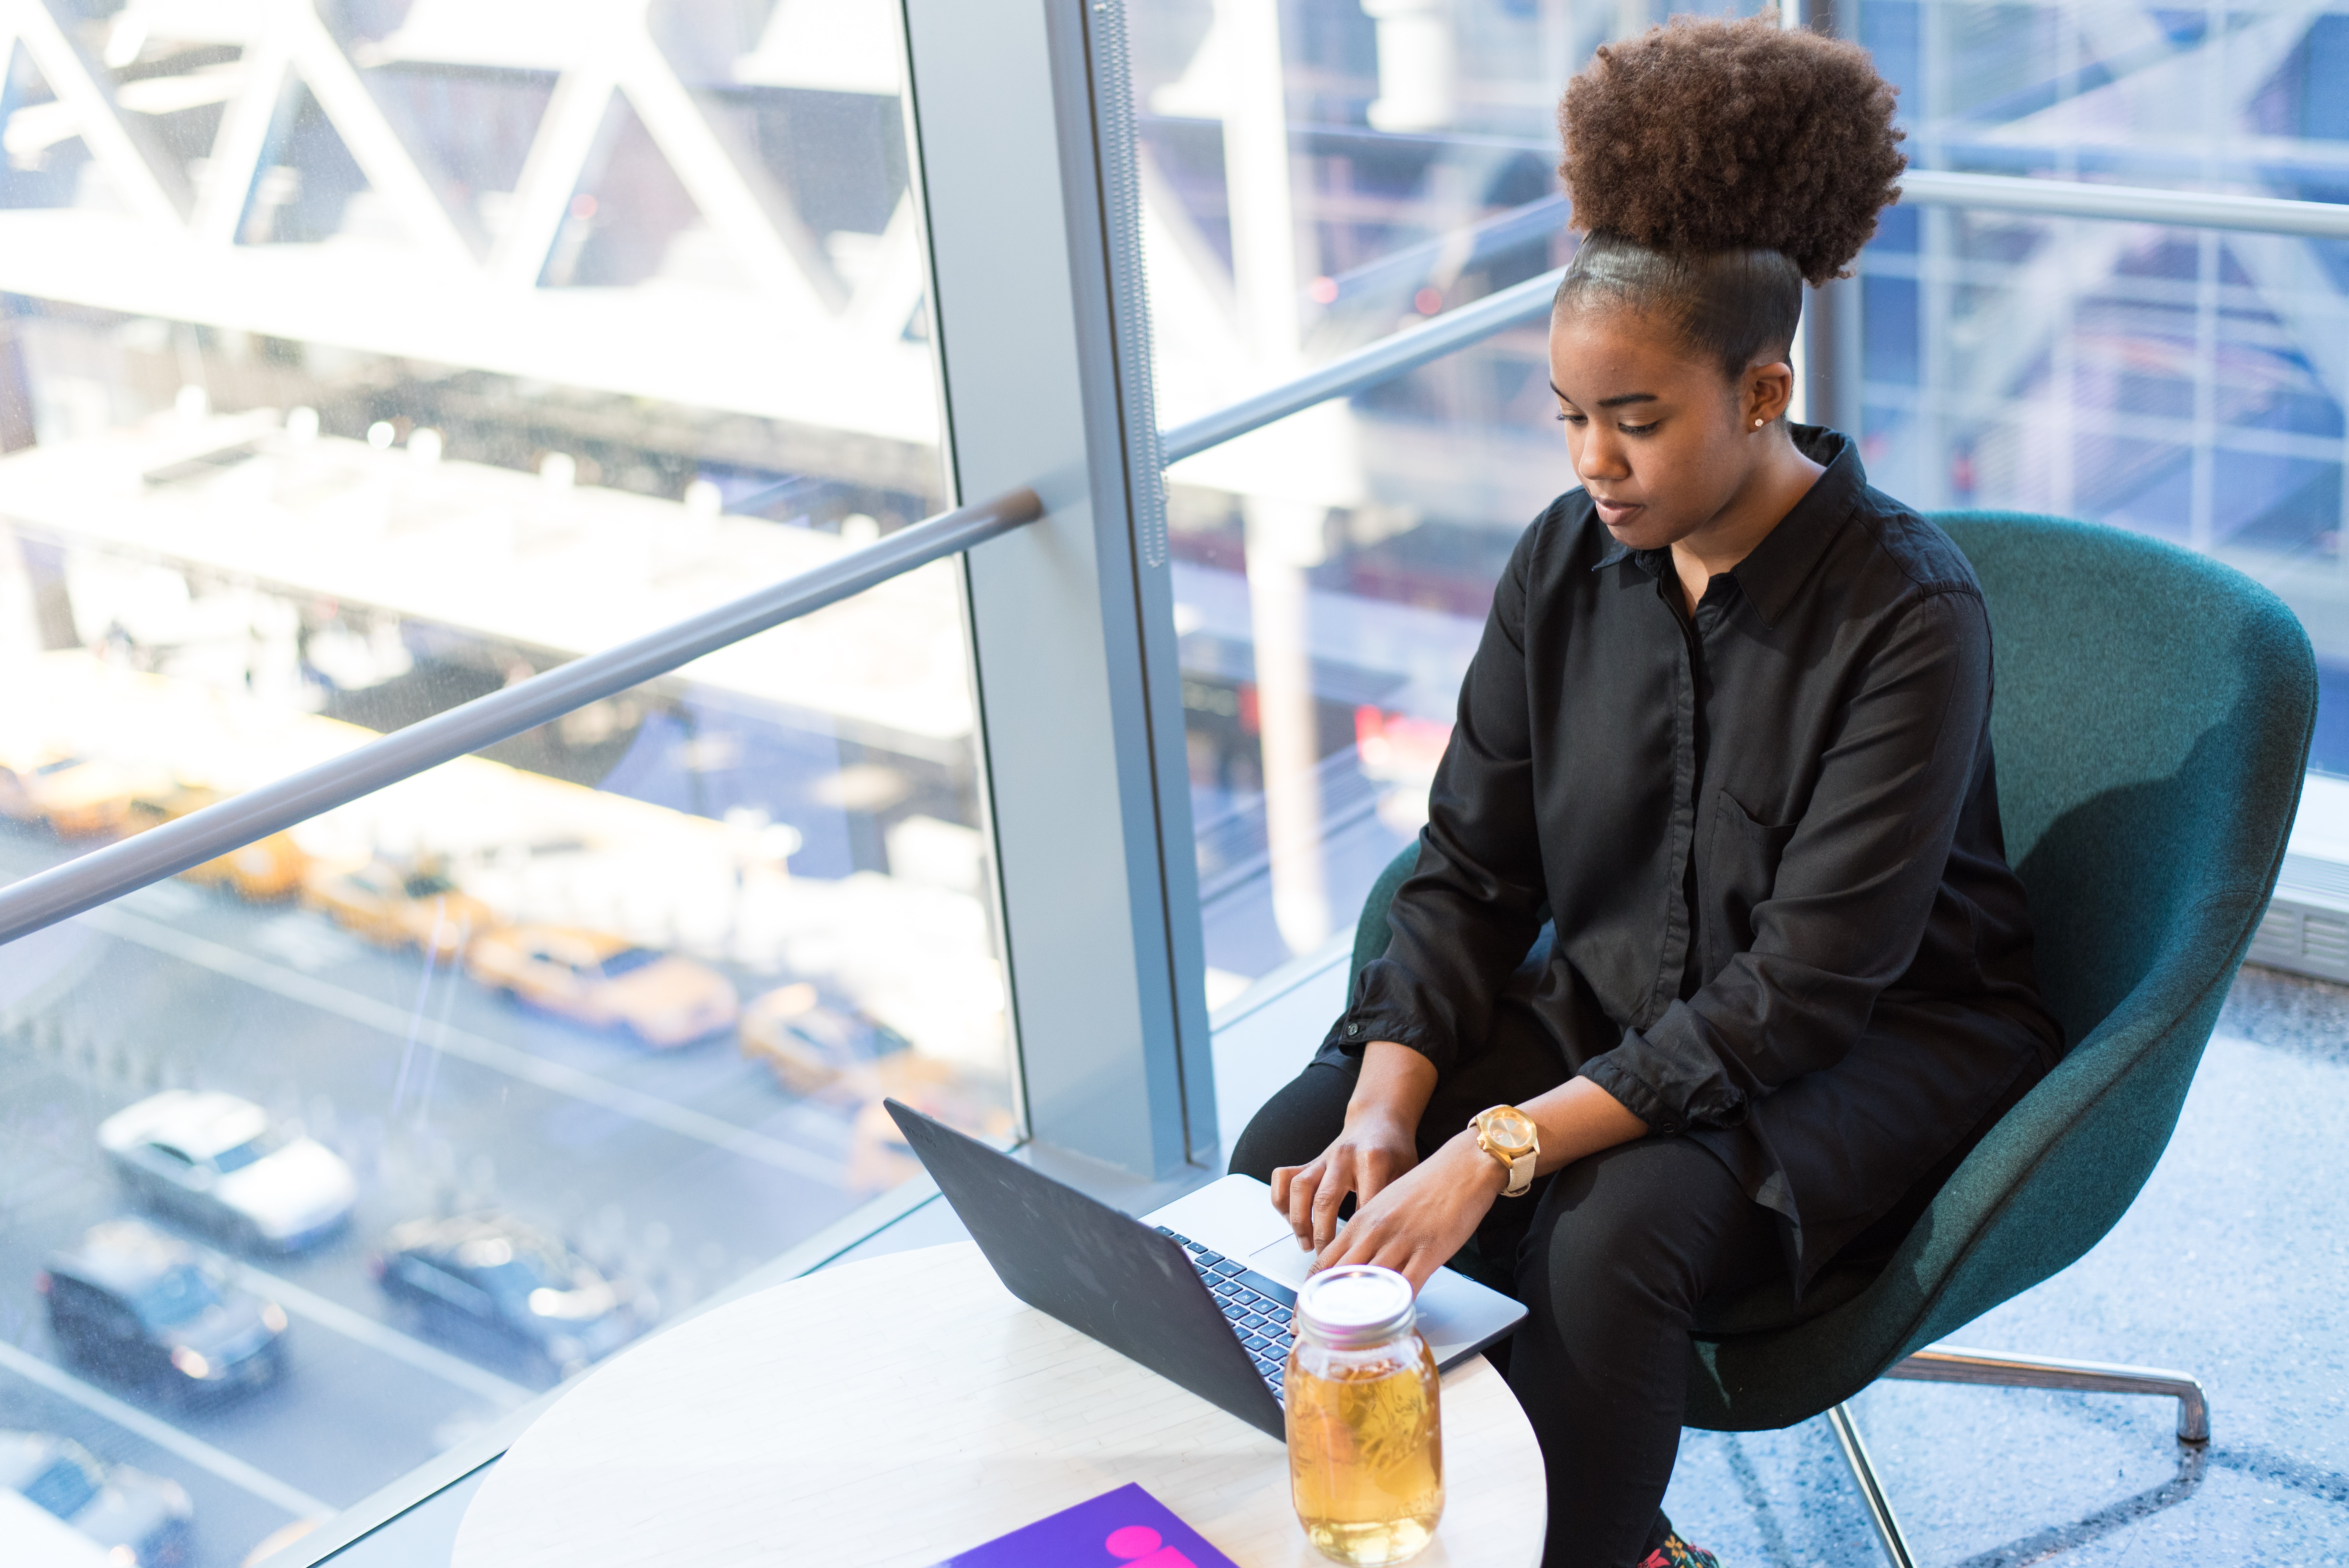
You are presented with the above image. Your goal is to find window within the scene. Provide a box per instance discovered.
[0,0,1009,1540]
[0,2,2332,1561]
[1129,0,1789,993]
[1125,0,2349,998]
[1854,0,2349,770]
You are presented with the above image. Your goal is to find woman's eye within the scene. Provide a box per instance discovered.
[1556,410,1585,425]
[1620,421,1659,435]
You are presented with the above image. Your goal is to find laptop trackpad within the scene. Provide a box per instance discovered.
[1244,1233,1320,1291]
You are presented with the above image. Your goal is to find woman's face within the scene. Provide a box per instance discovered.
[1547,304,1775,552]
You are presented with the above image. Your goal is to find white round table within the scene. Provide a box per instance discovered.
[455,1242,1546,1567]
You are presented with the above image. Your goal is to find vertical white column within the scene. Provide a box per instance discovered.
[1221,0,1331,957]
[1245,498,1330,955]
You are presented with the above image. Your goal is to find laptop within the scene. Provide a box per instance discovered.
[885,1101,1528,1441]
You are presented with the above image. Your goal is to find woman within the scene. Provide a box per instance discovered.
[1229,18,2063,1568]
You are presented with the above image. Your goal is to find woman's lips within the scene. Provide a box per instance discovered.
[1593,496,1643,526]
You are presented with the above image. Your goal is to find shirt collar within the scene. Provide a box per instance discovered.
[1587,424,1865,630]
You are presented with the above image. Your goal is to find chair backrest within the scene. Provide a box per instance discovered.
[1876,512,2312,1349]
[1940,514,2309,1046]
[1348,514,2313,1415]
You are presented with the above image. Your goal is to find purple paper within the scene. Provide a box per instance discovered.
[927,1482,1243,1568]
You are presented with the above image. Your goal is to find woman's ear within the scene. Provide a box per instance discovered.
[1746,360,1796,427]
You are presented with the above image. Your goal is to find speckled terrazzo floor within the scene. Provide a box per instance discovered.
[1661,963,2349,1566]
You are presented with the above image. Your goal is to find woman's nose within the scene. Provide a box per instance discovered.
[1578,430,1630,480]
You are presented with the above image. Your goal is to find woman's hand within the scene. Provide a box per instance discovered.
[1270,1041,1442,1253]
[1271,1108,1420,1254]
[1312,1132,1506,1292]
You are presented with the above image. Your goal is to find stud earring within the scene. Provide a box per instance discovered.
[1753,417,1765,428]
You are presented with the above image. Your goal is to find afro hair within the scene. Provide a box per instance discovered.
[1559,16,1905,285]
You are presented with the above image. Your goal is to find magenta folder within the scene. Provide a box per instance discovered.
[926,1482,1243,1568]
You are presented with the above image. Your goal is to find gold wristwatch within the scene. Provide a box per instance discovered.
[1472,1105,1539,1197]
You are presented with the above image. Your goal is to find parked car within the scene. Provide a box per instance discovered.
[125,786,307,903]
[38,1219,287,1399]
[739,983,913,1096]
[466,927,738,1048]
[370,1213,651,1380]
[0,754,168,840]
[301,857,494,958]
[0,1428,193,1566]
[844,1058,1016,1195]
[99,1091,355,1253]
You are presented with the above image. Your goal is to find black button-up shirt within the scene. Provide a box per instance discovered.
[1325,427,2062,1279]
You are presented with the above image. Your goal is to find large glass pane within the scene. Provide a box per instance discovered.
[1128,0,1773,377]
[1857,0,2349,768]
[1130,0,1781,991]
[1166,332,1559,989]
[1873,0,2349,207]
[0,3,1006,1560]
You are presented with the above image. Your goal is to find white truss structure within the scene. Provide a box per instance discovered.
[0,0,941,443]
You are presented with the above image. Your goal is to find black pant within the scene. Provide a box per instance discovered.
[1232,1059,1781,1568]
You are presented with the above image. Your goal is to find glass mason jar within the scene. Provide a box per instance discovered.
[1285,1265,1444,1566]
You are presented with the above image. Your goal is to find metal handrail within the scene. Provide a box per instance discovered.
[2,172,2341,948]
[0,487,1041,946]
[1160,264,1565,463]
[1161,172,2349,461]
[1900,169,2349,239]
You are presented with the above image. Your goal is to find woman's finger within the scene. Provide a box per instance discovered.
[1287,1158,1327,1244]
[1318,1210,1391,1273]
[1309,1151,1351,1252]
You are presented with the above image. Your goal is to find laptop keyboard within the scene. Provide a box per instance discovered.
[1156,1226,1296,1399]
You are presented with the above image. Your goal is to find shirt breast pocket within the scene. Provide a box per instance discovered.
[1707,790,1799,975]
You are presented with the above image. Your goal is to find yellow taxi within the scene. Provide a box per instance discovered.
[845,1057,1015,1195]
[738,982,915,1097]
[301,859,495,959]
[0,752,172,840]
[125,784,308,903]
[467,926,740,1049]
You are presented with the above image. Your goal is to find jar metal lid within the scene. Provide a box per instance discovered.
[1295,1264,1416,1348]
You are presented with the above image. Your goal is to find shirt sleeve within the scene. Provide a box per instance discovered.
[1324,521,1551,1073]
[1577,587,1991,1133]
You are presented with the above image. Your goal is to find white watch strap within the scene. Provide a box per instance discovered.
[1503,1149,1534,1197]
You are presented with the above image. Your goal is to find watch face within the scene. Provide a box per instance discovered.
[1484,1109,1535,1153]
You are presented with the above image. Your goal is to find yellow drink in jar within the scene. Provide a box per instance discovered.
[1286,1265,1444,1566]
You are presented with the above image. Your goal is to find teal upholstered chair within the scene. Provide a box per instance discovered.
[1346,514,2316,1564]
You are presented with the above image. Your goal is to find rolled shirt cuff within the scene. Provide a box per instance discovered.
[1576,1053,1676,1134]
[1318,1008,1450,1072]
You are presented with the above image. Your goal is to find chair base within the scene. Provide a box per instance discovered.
[1829,1345,2211,1567]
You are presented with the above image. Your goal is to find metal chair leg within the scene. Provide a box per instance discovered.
[1827,1402,1919,1568]
[1884,1345,2210,1443]
[1823,1347,2211,1564]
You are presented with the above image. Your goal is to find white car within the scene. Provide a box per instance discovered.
[99,1091,356,1253]
[0,1429,192,1565]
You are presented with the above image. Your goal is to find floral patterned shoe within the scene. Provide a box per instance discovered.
[1640,1533,1722,1568]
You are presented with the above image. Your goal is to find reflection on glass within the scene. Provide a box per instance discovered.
[1170,328,1557,991]
[0,618,1011,1559]
[1859,0,2349,767]
[0,2,1005,1561]
[1127,0,1770,995]
[1137,0,2349,994]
